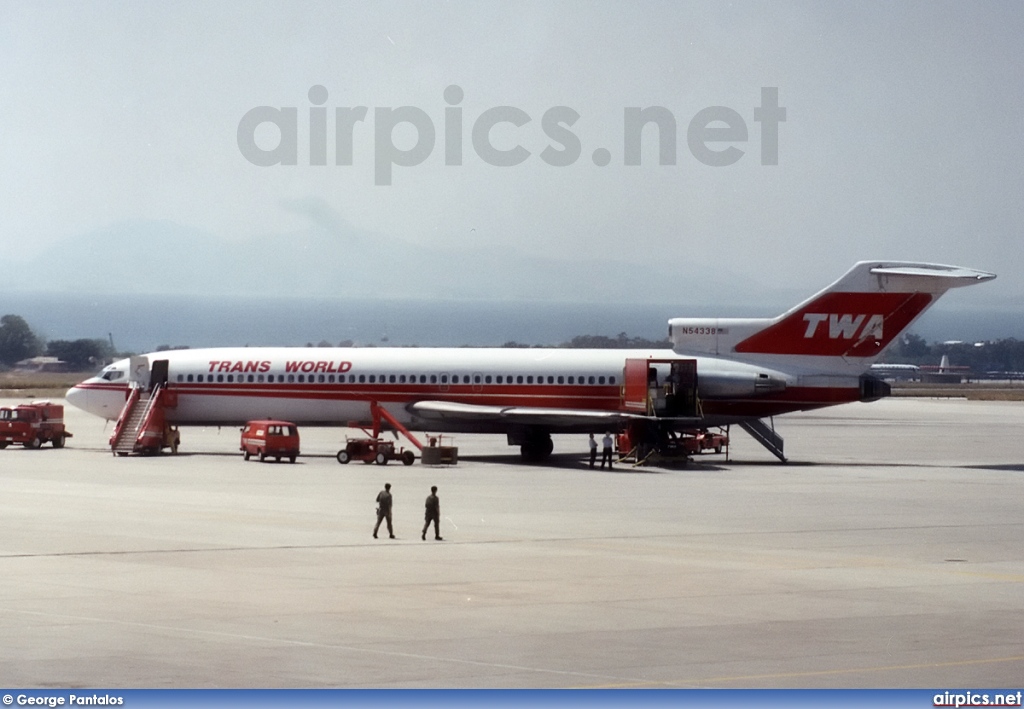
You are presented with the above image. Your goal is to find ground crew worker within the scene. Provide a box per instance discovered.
[422,485,442,541]
[601,431,614,469]
[588,433,597,468]
[373,482,395,539]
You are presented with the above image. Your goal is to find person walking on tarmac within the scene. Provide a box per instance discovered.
[422,485,442,541]
[373,483,395,539]
[588,433,598,468]
[600,431,614,469]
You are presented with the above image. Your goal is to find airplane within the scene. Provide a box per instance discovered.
[66,261,995,462]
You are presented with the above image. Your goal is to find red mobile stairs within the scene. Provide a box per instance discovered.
[109,384,176,455]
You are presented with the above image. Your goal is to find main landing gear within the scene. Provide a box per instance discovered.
[511,428,553,463]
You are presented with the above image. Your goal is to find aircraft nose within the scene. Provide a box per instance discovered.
[65,385,89,412]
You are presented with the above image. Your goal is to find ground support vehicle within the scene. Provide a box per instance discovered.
[336,437,415,466]
[334,401,420,466]
[241,420,300,463]
[616,422,729,465]
[680,429,729,455]
[109,384,180,456]
[0,402,73,449]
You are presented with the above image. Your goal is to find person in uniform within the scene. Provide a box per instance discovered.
[422,485,442,541]
[601,431,614,469]
[373,482,395,539]
[588,433,597,468]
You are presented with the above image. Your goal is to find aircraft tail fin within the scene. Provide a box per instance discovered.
[732,261,994,359]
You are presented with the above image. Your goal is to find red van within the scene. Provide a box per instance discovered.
[241,420,300,463]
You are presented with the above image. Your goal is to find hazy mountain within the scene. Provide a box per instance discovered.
[3,217,772,307]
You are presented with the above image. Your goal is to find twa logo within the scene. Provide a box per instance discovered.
[803,313,884,340]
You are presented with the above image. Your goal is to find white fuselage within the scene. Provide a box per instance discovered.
[66,346,844,431]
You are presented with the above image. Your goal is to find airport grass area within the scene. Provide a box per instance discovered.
[0,371,83,398]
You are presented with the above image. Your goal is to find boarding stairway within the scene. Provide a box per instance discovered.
[109,384,171,455]
[738,418,786,462]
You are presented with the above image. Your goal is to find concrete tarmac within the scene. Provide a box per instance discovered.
[1,396,1022,688]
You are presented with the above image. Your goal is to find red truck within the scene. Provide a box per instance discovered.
[0,402,73,449]
[681,429,728,455]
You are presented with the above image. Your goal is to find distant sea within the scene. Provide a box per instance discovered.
[2,292,1021,353]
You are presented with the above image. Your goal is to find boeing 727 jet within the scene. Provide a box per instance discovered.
[66,261,995,461]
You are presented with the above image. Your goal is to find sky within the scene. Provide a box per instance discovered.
[1,1,1022,314]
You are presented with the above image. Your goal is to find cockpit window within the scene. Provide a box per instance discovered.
[100,370,124,381]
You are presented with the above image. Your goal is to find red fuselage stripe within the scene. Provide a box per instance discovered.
[74,381,861,415]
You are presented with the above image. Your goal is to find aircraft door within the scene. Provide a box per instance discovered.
[150,359,170,391]
[128,356,150,390]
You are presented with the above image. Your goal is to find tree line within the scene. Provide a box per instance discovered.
[6,309,1022,375]
[0,314,115,370]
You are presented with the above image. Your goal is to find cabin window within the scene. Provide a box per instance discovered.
[389,374,396,383]
[547,375,554,384]
[452,375,459,384]
[430,375,437,384]
[598,376,606,384]
[217,374,224,383]
[588,376,595,384]
[257,375,264,383]
[485,375,492,384]
[358,374,365,383]
[227,375,234,382]
[369,375,376,383]
[441,374,448,384]
[399,374,406,383]
[609,375,616,385]
[526,375,534,384]
[287,374,295,383]
[328,374,335,383]
[557,376,564,384]
[187,374,194,383]
[297,375,304,383]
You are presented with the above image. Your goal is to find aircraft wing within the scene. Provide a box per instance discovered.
[407,400,700,428]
